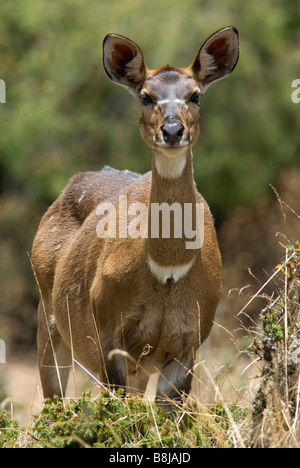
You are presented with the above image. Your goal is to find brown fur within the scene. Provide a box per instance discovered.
[32,27,239,403]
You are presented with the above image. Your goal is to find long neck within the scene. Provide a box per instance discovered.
[146,148,200,268]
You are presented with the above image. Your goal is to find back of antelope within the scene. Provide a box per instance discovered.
[32,27,239,404]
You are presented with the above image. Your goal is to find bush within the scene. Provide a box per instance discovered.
[0,389,246,448]
[249,242,300,447]
[29,391,245,448]
[0,411,20,448]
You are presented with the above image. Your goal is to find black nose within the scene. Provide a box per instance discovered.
[162,121,184,146]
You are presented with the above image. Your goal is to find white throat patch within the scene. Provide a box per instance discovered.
[154,150,187,179]
[147,255,195,283]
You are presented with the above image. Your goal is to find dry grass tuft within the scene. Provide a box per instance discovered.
[248,242,300,447]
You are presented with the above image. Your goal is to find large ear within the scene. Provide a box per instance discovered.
[103,34,147,93]
[190,27,239,93]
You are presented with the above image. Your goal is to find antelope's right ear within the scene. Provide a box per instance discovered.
[103,34,147,93]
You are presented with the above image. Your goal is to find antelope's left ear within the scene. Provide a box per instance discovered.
[191,27,239,93]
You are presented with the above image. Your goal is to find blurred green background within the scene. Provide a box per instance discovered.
[0,0,299,351]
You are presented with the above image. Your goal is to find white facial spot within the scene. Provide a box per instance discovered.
[157,99,170,106]
[157,98,185,107]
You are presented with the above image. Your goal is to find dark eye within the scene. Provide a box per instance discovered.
[140,92,154,106]
[189,91,202,105]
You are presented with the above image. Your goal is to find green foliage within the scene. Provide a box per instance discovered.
[1,390,243,448]
[1,0,300,345]
[1,0,300,207]
[0,410,20,448]
[260,307,285,341]
[260,241,300,342]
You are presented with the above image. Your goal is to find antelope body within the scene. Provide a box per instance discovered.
[32,27,239,403]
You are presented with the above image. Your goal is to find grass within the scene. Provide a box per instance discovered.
[0,390,246,448]
[0,242,299,448]
[248,241,300,447]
